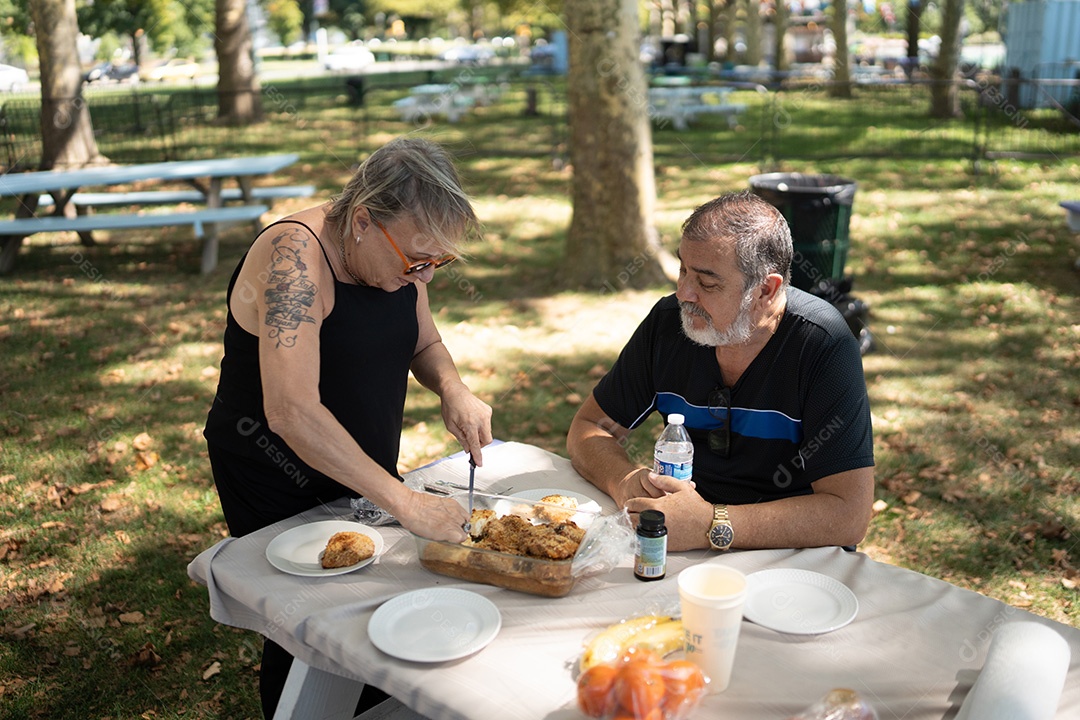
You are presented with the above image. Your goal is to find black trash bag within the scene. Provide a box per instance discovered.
[808,277,874,356]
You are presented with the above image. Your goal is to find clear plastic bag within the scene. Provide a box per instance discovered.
[577,652,708,720]
[572,508,638,579]
[787,689,879,720]
[349,475,426,526]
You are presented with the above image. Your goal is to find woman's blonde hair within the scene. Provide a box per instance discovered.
[326,137,478,256]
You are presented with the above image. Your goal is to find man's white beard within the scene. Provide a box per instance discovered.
[679,291,755,347]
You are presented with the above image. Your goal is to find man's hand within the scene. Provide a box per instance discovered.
[610,467,668,507]
[625,474,712,551]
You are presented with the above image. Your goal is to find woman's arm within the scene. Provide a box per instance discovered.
[409,283,493,463]
[248,226,468,541]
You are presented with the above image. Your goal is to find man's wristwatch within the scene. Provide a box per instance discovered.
[707,504,734,551]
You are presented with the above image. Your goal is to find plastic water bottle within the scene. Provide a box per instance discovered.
[654,413,693,481]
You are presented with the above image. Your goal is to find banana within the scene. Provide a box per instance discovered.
[580,614,676,671]
[623,619,685,658]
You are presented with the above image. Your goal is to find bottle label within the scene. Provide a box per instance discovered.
[635,536,667,578]
[654,458,692,481]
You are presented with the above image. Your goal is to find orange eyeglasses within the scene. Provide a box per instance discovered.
[374,219,456,275]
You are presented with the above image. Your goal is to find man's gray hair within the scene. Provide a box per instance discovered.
[681,191,792,291]
[326,137,478,256]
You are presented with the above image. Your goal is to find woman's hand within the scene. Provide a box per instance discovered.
[394,489,471,544]
[440,384,493,464]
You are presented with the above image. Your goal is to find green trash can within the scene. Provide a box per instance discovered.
[748,173,857,292]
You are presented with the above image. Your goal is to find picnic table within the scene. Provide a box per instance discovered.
[189,441,1080,720]
[648,85,746,130]
[0,153,312,275]
[393,84,475,123]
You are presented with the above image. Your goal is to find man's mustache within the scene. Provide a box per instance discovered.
[679,301,708,318]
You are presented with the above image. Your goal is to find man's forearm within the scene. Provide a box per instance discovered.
[567,417,645,502]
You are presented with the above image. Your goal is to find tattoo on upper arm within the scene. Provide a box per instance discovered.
[263,228,318,349]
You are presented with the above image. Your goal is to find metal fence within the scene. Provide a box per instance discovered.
[1,71,1076,175]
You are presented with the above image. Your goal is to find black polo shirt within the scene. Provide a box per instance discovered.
[592,289,874,504]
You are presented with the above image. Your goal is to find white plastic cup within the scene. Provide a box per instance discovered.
[677,563,747,693]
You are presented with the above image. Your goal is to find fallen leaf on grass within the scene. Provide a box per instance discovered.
[99,496,125,513]
[134,451,159,471]
[901,490,922,505]
[942,487,966,503]
[0,540,20,561]
[46,485,64,509]
[11,623,36,639]
[202,661,221,680]
[118,611,145,624]
[132,432,153,451]
[130,642,162,668]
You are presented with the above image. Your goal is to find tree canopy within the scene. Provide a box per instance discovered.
[76,0,213,63]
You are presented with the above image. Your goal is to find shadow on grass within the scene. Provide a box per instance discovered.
[2,505,260,720]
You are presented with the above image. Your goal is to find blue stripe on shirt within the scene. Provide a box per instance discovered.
[655,392,803,443]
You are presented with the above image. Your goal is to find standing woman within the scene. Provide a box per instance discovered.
[203,137,493,716]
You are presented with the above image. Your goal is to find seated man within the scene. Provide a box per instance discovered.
[567,191,874,551]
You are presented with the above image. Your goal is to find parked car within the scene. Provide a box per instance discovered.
[437,44,495,65]
[323,43,376,72]
[0,63,30,92]
[107,63,139,83]
[139,58,200,83]
[83,62,139,85]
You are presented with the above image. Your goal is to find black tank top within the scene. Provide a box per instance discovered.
[203,219,419,498]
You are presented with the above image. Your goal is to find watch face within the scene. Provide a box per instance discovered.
[709,523,734,550]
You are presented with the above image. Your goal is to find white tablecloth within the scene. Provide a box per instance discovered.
[188,442,1080,720]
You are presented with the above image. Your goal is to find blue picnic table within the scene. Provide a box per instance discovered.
[0,153,312,274]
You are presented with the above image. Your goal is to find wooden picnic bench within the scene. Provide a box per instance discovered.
[0,154,304,275]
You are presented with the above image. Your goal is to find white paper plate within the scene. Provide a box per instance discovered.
[265,520,383,577]
[368,588,501,662]
[744,568,858,635]
[508,488,602,516]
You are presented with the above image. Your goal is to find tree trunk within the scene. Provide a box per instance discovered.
[745,0,762,66]
[563,0,670,290]
[215,0,263,125]
[722,0,737,63]
[774,0,789,71]
[705,1,718,62]
[828,0,852,99]
[30,0,103,169]
[129,31,143,70]
[930,0,964,118]
[905,0,921,78]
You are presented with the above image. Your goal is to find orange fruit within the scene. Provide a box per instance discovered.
[614,660,666,717]
[577,664,620,718]
[612,707,663,720]
[618,646,663,665]
[661,660,707,716]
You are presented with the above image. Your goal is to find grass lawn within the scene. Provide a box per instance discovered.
[1,87,1078,719]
